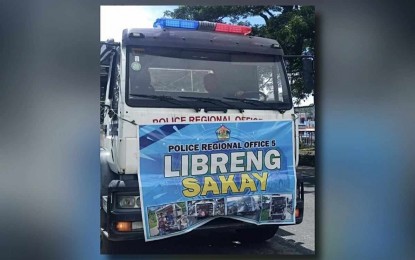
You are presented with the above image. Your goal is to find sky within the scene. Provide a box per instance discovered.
[100,6,178,42]
[100,5,314,106]
[100,5,269,42]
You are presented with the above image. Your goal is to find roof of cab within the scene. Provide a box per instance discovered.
[122,28,284,56]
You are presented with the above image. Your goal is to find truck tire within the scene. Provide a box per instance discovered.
[236,225,279,243]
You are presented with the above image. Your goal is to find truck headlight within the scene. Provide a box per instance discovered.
[117,195,140,209]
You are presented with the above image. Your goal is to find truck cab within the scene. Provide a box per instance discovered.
[100,18,304,245]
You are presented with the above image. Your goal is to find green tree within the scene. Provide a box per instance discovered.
[164,5,315,103]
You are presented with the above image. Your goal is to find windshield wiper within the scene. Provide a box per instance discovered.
[129,94,201,112]
[178,96,244,113]
[223,97,276,110]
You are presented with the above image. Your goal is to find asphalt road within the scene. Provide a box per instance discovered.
[102,167,315,255]
[278,166,315,252]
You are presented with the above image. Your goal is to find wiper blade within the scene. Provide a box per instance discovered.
[223,97,275,109]
[130,94,177,101]
[178,96,243,113]
[129,94,201,112]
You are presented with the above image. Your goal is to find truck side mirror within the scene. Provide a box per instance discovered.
[302,57,315,93]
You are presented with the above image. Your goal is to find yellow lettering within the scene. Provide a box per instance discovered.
[200,177,220,196]
[182,177,201,197]
[252,172,268,191]
[239,173,257,192]
[218,174,239,194]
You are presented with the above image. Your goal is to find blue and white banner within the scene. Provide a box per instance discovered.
[138,120,296,241]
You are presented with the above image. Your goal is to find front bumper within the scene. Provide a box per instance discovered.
[101,176,305,242]
[102,200,305,242]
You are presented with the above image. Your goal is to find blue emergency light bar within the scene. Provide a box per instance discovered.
[153,18,252,35]
[154,18,199,30]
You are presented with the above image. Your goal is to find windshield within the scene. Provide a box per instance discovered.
[272,197,286,204]
[126,47,292,110]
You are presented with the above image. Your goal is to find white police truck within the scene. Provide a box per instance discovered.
[100,18,306,248]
